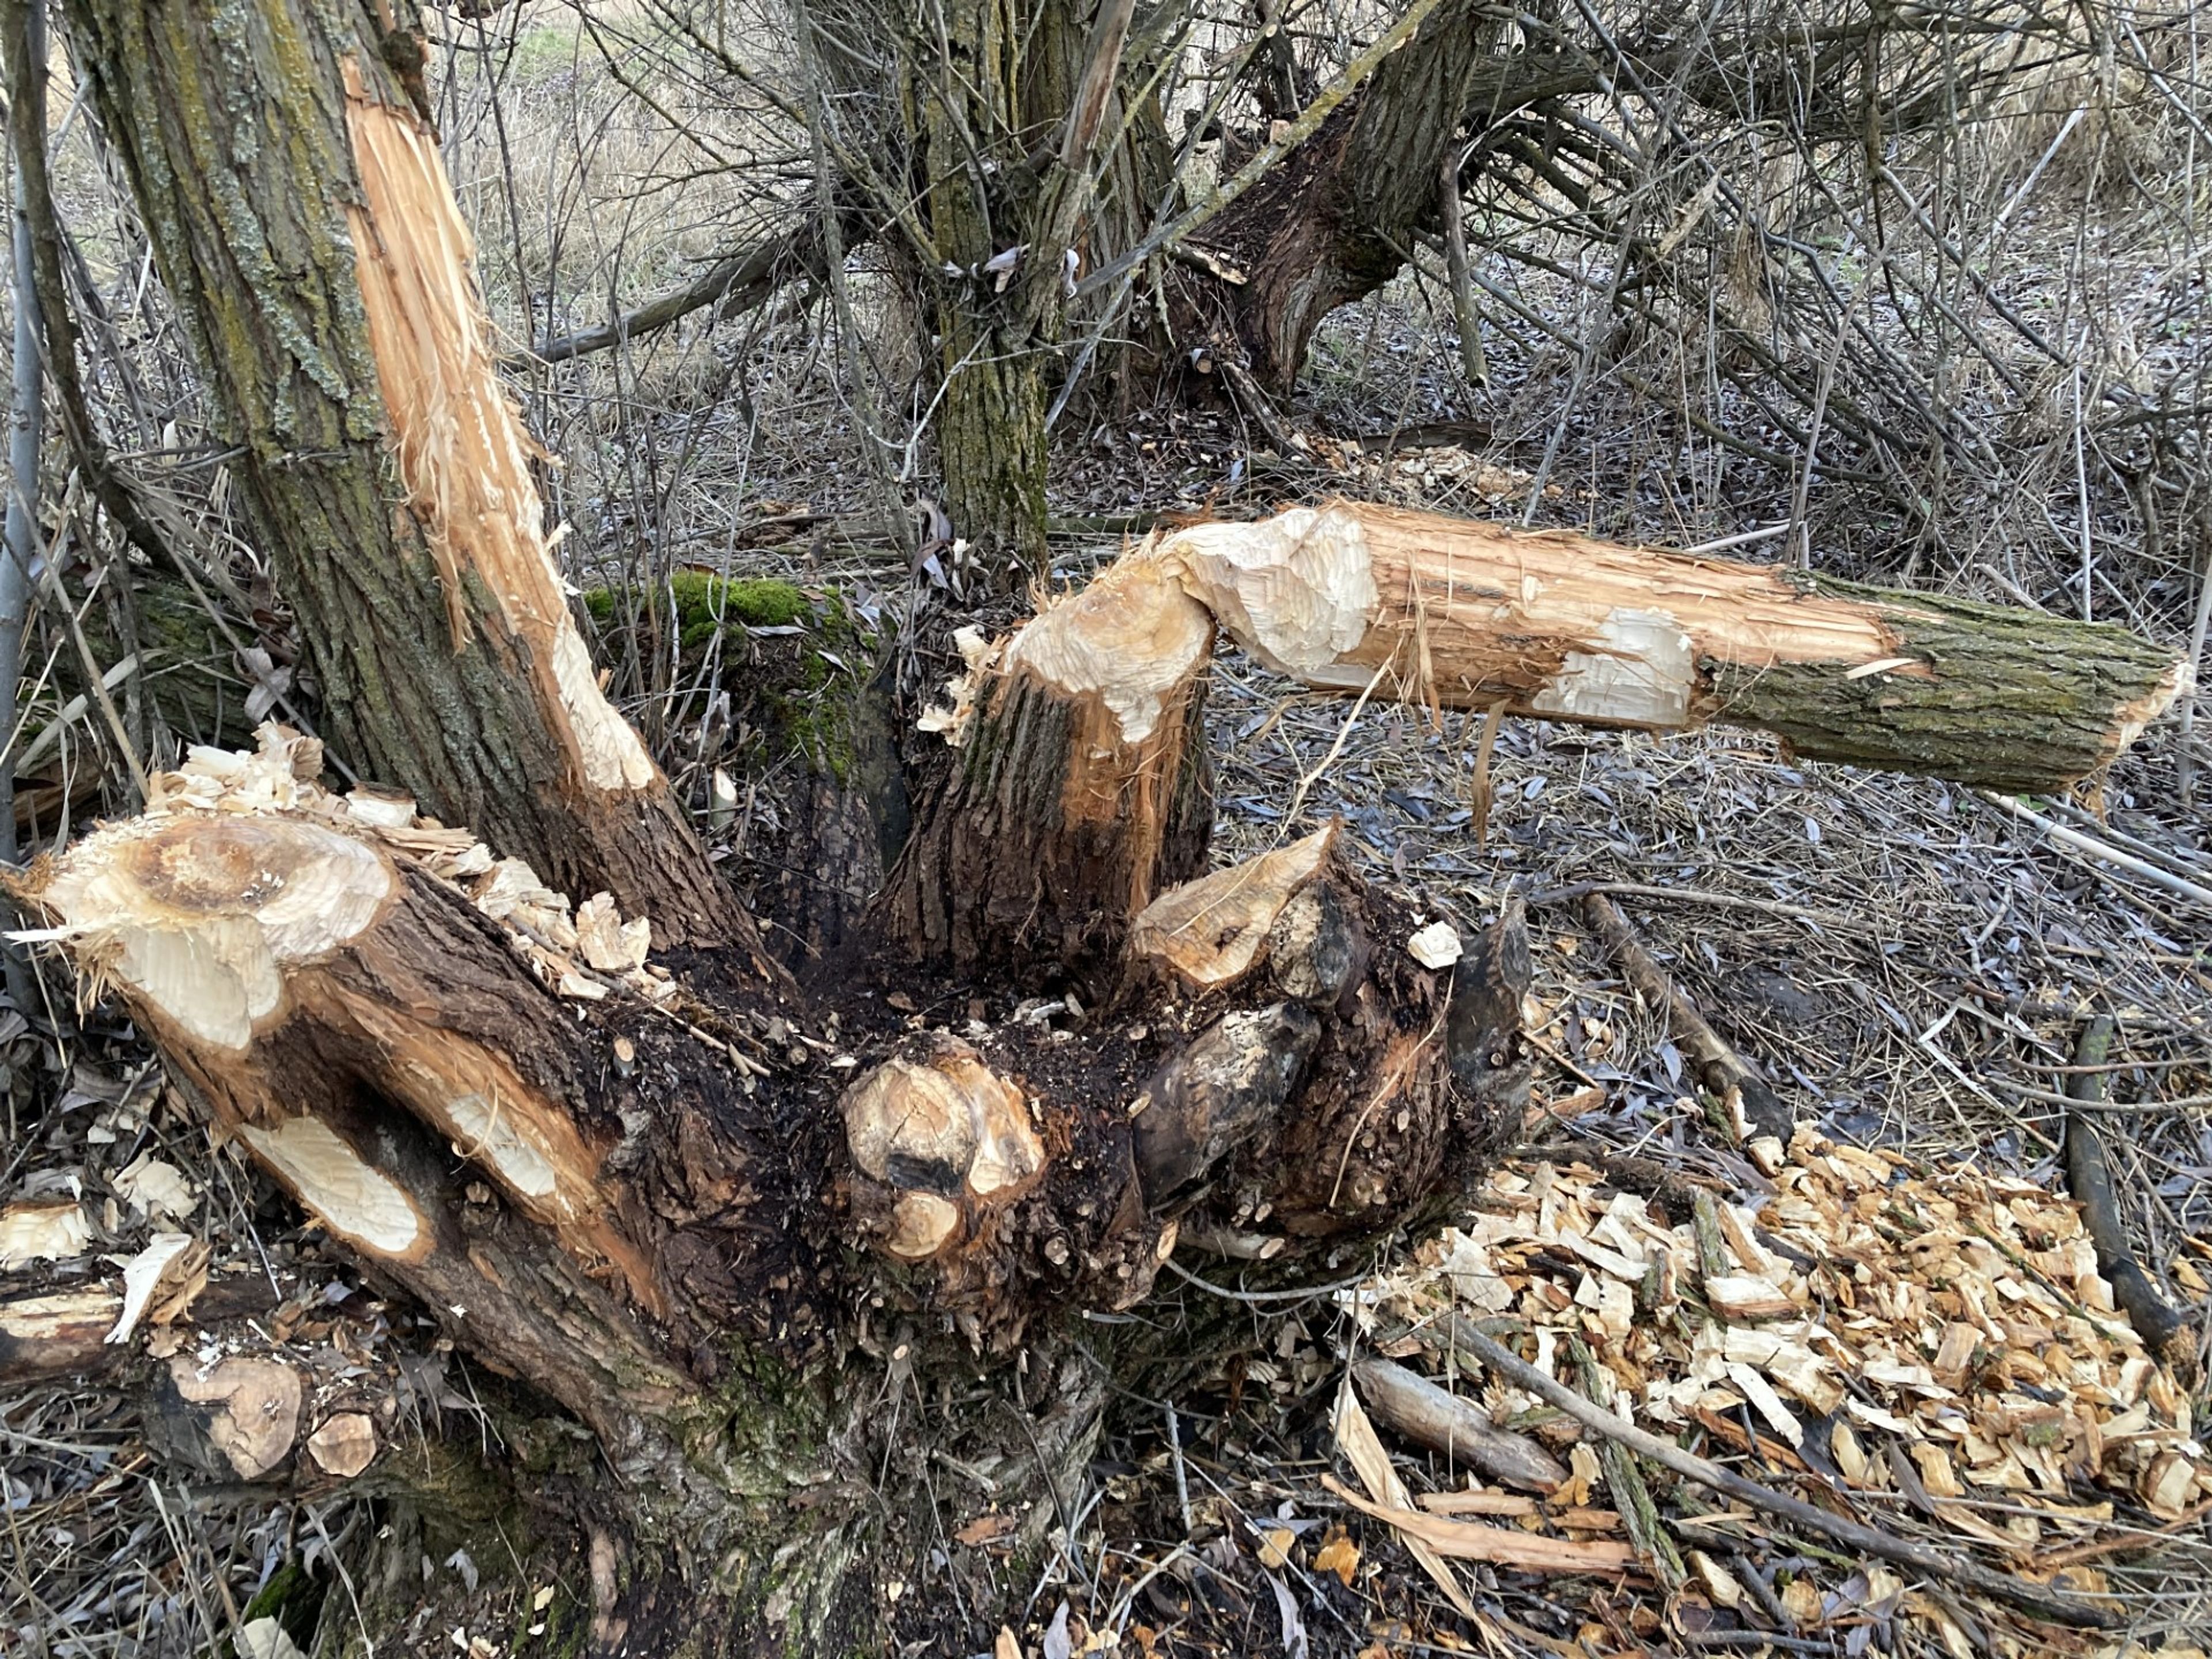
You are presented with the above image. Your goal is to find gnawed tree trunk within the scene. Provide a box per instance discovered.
[34,3,2187,1649]
[880,555,1217,983]
[60,0,744,945]
[22,723,1533,1639]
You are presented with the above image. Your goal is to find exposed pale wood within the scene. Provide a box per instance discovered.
[1323,1475,1638,1573]
[0,1288,122,1381]
[1128,825,1339,990]
[306,1412,378,1479]
[157,1355,302,1480]
[841,1040,1046,1262]
[1353,1358,1566,1491]
[342,62,653,798]
[1139,501,2186,790]
[1703,1274,1800,1322]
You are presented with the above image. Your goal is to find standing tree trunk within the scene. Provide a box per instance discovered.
[61,0,743,944]
[816,0,1167,578]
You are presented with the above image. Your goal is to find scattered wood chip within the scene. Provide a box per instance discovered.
[1704,1274,1798,1322]
[0,1199,90,1268]
[306,1412,378,1478]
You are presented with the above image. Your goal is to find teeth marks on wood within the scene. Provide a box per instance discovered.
[234,1117,429,1260]
[1127,824,1340,993]
[1145,500,2184,791]
[33,812,393,1052]
[840,1039,1047,1262]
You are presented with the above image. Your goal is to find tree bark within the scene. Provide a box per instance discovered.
[1182,2,1561,392]
[59,0,745,945]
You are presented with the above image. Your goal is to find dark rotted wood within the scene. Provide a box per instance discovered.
[1132,1003,1323,1213]
[1242,887,1527,1237]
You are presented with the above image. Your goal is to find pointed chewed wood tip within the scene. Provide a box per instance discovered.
[1128,824,1339,990]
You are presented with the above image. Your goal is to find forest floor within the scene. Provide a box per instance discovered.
[6,10,2210,1653]
[5,386,2207,1657]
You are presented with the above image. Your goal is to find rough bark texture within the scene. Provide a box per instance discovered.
[881,556,1217,982]
[39,6,2191,1648]
[904,0,1069,571]
[60,0,744,945]
[1186,4,1573,391]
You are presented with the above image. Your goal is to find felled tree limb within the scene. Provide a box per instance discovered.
[1444,1312,2122,1628]
[2063,1017,2195,1375]
[1353,1357,1566,1492]
[1133,501,2186,792]
[1580,892,1789,1142]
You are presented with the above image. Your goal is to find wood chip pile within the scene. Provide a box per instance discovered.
[1340,1126,2210,1639]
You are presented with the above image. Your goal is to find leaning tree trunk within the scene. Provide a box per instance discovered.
[59,0,743,945]
[1156,2,1597,395]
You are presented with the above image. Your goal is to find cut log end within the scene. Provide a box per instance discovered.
[31,814,395,1052]
[1000,552,1215,748]
[842,1040,1047,1262]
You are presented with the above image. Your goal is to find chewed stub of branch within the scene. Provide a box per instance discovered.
[1128,824,1339,991]
[919,550,1217,752]
[840,1039,1047,1260]
[17,724,676,1035]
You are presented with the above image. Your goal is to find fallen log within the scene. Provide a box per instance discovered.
[1113,501,2186,792]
